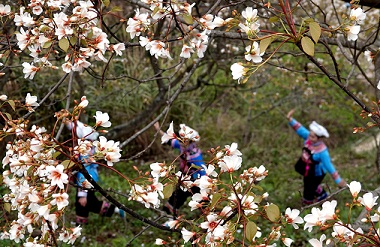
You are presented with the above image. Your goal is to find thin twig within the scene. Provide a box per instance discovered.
[23,73,69,119]
[300,187,347,211]
[55,71,74,140]
[125,215,165,246]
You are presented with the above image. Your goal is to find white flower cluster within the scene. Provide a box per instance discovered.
[230,7,264,83]
[12,0,125,78]
[345,7,367,41]
[0,94,120,246]
[306,181,380,247]
[93,136,121,166]
[4,94,380,246]
[238,7,260,36]
[149,141,298,246]
[125,1,225,59]
[229,5,370,84]
[128,180,164,209]
[1,108,80,244]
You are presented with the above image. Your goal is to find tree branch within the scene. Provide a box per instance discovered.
[79,164,181,233]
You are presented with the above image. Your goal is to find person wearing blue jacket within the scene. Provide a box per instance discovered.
[66,120,125,225]
[286,109,347,205]
[154,122,207,216]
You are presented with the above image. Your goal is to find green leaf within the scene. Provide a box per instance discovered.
[152,6,160,17]
[7,100,15,111]
[304,18,314,24]
[111,6,122,12]
[309,22,321,43]
[27,166,34,176]
[252,184,263,191]
[102,0,110,7]
[4,202,11,212]
[367,122,376,127]
[39,25,50,32]
[61,160,74,169]
[210,193,222,209]
[80,38,88,46]
[183,13,194,25]
[53,151,61,159]
[259,37,272,54]
[245,221,257,242]
[163,183,174,199]
[253,195,263,203]
[301,36,314,56]
[0,175,3,185]
[269,16,279,23]
[42,41,52,49]
[69,37,77,45]
[265,203,280,222]
[59,38,70,52]
[4,112,12,120]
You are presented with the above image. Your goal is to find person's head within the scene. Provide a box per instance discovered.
[309,121,329,143]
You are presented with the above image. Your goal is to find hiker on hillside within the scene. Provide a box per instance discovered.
[286,109,347,205]
[154,121,207,216]
[66,120,125,225]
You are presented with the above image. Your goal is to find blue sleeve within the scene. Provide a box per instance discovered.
[289,118,309,140]
[189,153,205,167]
[315,150,342,184]
[170,139,181,150]
[77,155,99,184]
[191,164,207,179]
[76,171,85,186]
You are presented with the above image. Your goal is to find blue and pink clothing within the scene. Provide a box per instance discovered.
[289,119,342,204]
[289,119,342,183]
[169,139,206,179]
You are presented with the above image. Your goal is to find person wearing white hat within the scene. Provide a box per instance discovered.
[286,109,347,205]
[154,121,206,216]
[66,120,125,225]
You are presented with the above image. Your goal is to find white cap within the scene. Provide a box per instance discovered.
[67,120,99,141]
[309,121,329,138]
[179,124,200,142]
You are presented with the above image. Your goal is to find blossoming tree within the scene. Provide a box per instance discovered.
[1,0,380,246]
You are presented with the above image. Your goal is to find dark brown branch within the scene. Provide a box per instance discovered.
[296,42,380,124]
[79,164,180,233]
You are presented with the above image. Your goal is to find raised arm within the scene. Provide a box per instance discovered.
[153,122,166,136]
[287,109,309,140]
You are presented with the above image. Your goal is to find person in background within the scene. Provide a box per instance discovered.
[154,121,207,216]
[66,120,125,225]
[286,109,347,205]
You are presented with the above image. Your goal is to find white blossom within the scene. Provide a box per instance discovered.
[230,63,246,82]
[285,208,304,229]
[350,8,366,24]
[358,192,378,211]
[348,181,361,198]
[181,227,195,243]
[25,93,39,107]
[346,25,360,41]
[94,111,112,128]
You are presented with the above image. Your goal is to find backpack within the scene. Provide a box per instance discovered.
[294,147,316,177]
